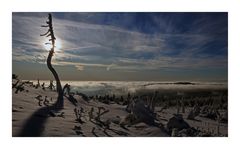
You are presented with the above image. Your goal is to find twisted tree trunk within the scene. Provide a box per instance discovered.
[41,14,64,108]
[47,49,63,108]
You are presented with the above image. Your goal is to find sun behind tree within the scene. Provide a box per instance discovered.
[41,13,64,108]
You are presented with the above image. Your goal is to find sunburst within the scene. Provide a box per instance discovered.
[42,37,62,52]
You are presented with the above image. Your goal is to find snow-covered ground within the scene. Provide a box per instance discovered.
[13,79,227,137]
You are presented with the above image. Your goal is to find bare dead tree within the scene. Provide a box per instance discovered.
[41,14,63,108]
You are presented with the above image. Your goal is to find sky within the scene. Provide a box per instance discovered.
[12,12,228,81]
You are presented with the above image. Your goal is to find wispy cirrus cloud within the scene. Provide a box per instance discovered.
[12,12,227,81]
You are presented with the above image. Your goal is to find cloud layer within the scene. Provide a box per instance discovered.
[12,12,228,81]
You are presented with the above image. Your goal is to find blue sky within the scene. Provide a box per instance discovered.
[12,12,227,81]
